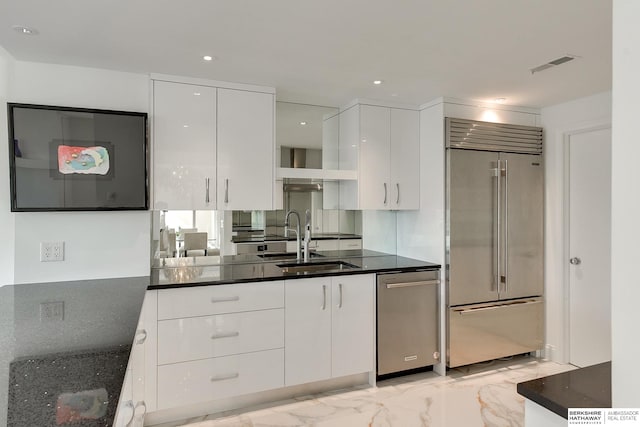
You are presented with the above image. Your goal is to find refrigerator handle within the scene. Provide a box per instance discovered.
[503,159,508,293]
[496,159,501,294]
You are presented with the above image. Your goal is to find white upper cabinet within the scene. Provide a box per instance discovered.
[217,88,275,210]
[390,108,420,210]
[359,105,391,209]
[152,81,216,210]
[339,103,419,210]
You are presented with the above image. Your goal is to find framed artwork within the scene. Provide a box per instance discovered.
[8,103,148,211]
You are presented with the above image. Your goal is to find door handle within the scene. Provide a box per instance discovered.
[396,183,400,205]
[322,284,327,310]
[205,178,210,204]
[570,257,582,265]
[383,183,388,205]
[224,179,229,204]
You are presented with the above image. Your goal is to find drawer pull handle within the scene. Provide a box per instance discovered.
[210,372,239,382]
[386,279,440,289]
[211,331,240,340]
[211,296,240,303]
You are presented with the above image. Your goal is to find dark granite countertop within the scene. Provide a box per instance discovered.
[232,233,362,243]
[150,249,440,289]
[517,362,611,419]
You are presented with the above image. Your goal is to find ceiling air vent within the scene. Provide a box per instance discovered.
[530,55,577,74]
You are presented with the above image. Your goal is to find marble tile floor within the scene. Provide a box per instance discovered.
[155,356,575,427]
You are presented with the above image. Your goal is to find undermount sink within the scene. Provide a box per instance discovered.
[257,252,323,260]
[276,260,359,274]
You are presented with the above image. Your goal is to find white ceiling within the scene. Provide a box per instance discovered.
[0,0,612,108]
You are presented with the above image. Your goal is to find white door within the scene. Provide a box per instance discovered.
[359,105,391,210]
[153,81,216,210]
[568,127,611,367]
[390,108,420,210]
[331,275,375,378]
[217,88,274,210]
[284,278,331,386]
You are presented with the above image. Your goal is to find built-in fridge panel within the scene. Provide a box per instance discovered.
[501,152,544,300]
[447,297,544,368]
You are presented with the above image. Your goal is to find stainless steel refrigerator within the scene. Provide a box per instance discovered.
[445,118,544,368]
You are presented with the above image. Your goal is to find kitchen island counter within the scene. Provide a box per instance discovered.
[517,362,611,419]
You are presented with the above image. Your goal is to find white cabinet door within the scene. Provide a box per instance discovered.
[331,274,375,378]
[284,277,332,386]
[359,105,391,210]
[217,88,274,210]
[390,108,420,210]
[153,80,216,210]
[338,105,360,210]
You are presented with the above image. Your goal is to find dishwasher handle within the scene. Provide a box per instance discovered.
[386,279,440,289]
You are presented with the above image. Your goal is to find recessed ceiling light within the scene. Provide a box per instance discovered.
[391,93,398,97]
[12,25,38,35]
[373,80,383,85]
[183,125,189,128]
[494,98,507,104]
[203,55,215,61]
[193,92,201,96]
[299,121,307,126]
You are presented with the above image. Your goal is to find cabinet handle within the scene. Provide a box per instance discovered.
[210,372,239,382]
[134,329,147,345]
[205,178,210,203]
[386,279,440,289]
[322,284,327,310]
[338,283,343,308]
[211,296,239,303]
[396,183,400,205]
[126,401,146,427]
[211,331,240,340]
[224,179,229,204]
[383,183,388,205]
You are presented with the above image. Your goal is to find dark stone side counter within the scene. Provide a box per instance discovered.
[517,361,611,419]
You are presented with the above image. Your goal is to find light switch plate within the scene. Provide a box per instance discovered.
[40,241,64,262]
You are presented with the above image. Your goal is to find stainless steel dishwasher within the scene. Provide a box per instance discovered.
[377,269,440,376]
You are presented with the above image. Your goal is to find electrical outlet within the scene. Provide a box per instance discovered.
[40,301,64,322]
[40,241,64,262]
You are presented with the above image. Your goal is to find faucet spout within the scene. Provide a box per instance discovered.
[303,209,311,262]
[284,210,302,261]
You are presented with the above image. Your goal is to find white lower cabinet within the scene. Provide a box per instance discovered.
[157,309,284,365]
[141,274,375,419]
[157,348,284,409]
[285,274,375,386]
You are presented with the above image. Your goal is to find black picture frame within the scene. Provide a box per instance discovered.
[7,103,149,212]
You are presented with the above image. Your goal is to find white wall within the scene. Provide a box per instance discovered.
[8,61,151,284]
[611,0,640,407]
[539,91,612,363]
[0,46,16,286]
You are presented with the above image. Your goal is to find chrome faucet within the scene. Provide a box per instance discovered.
[284,210,302,261]
[303,209,311,262]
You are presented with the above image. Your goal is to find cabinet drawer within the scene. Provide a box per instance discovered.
[157,280,284,320]
[338,239,362,250]
[157,309,284,365]
[157,348,284,409]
